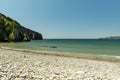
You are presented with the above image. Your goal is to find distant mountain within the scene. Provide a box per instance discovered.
[0,13,42,42]
[105,36,120,39]
[99,36,120,39]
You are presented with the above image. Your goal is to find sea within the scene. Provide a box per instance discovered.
[0,39,120,56]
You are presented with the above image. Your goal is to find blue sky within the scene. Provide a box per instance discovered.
[0,0,120,39]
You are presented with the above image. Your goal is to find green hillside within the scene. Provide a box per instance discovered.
[0,13,42,42]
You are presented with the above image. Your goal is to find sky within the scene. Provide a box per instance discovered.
[0,0,120,39]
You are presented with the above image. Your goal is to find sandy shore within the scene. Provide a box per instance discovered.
[0,47,120,80]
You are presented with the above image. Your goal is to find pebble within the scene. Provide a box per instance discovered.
[0,48,120,80]
[75,71,85,75]
[14,78,24,80]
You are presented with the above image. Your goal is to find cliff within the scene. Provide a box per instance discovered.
[0,13,42,42]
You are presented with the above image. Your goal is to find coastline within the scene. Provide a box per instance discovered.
[0,46,120,62]
[0,46,120,79]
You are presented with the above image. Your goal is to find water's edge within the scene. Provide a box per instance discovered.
[0,46,120,62]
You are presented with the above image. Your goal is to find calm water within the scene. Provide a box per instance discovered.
[0,39,120,56]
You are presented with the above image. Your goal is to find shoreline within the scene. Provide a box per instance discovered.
[0,46,120,79]
[0,46,120,62]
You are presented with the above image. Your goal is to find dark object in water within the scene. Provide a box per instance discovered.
[50,46,57,48]
[42,45,57,48]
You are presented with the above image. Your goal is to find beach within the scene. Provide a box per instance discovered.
[0,47,120,80]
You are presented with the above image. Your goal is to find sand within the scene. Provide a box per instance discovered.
[0,47,120,80]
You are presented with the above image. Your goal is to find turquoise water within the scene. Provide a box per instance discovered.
[0,39,120,56]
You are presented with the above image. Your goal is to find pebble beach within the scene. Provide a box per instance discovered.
[0,47,120,80]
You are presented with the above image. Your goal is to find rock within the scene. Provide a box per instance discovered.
[67,76,73,80]
[14,78,24,80]
[53,69,61,75]
[75,71,85,75]
[0,77,9,80]
[33,75,43,79]
[20,73,28,78]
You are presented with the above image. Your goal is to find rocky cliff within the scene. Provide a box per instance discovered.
[0,13,42,42]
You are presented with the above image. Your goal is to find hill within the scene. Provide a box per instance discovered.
[0,13,42,42]
[105,36,120,39]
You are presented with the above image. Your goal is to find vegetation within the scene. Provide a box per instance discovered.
[0,13,42,42]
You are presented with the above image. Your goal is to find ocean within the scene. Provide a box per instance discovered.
[0,39,120,56]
